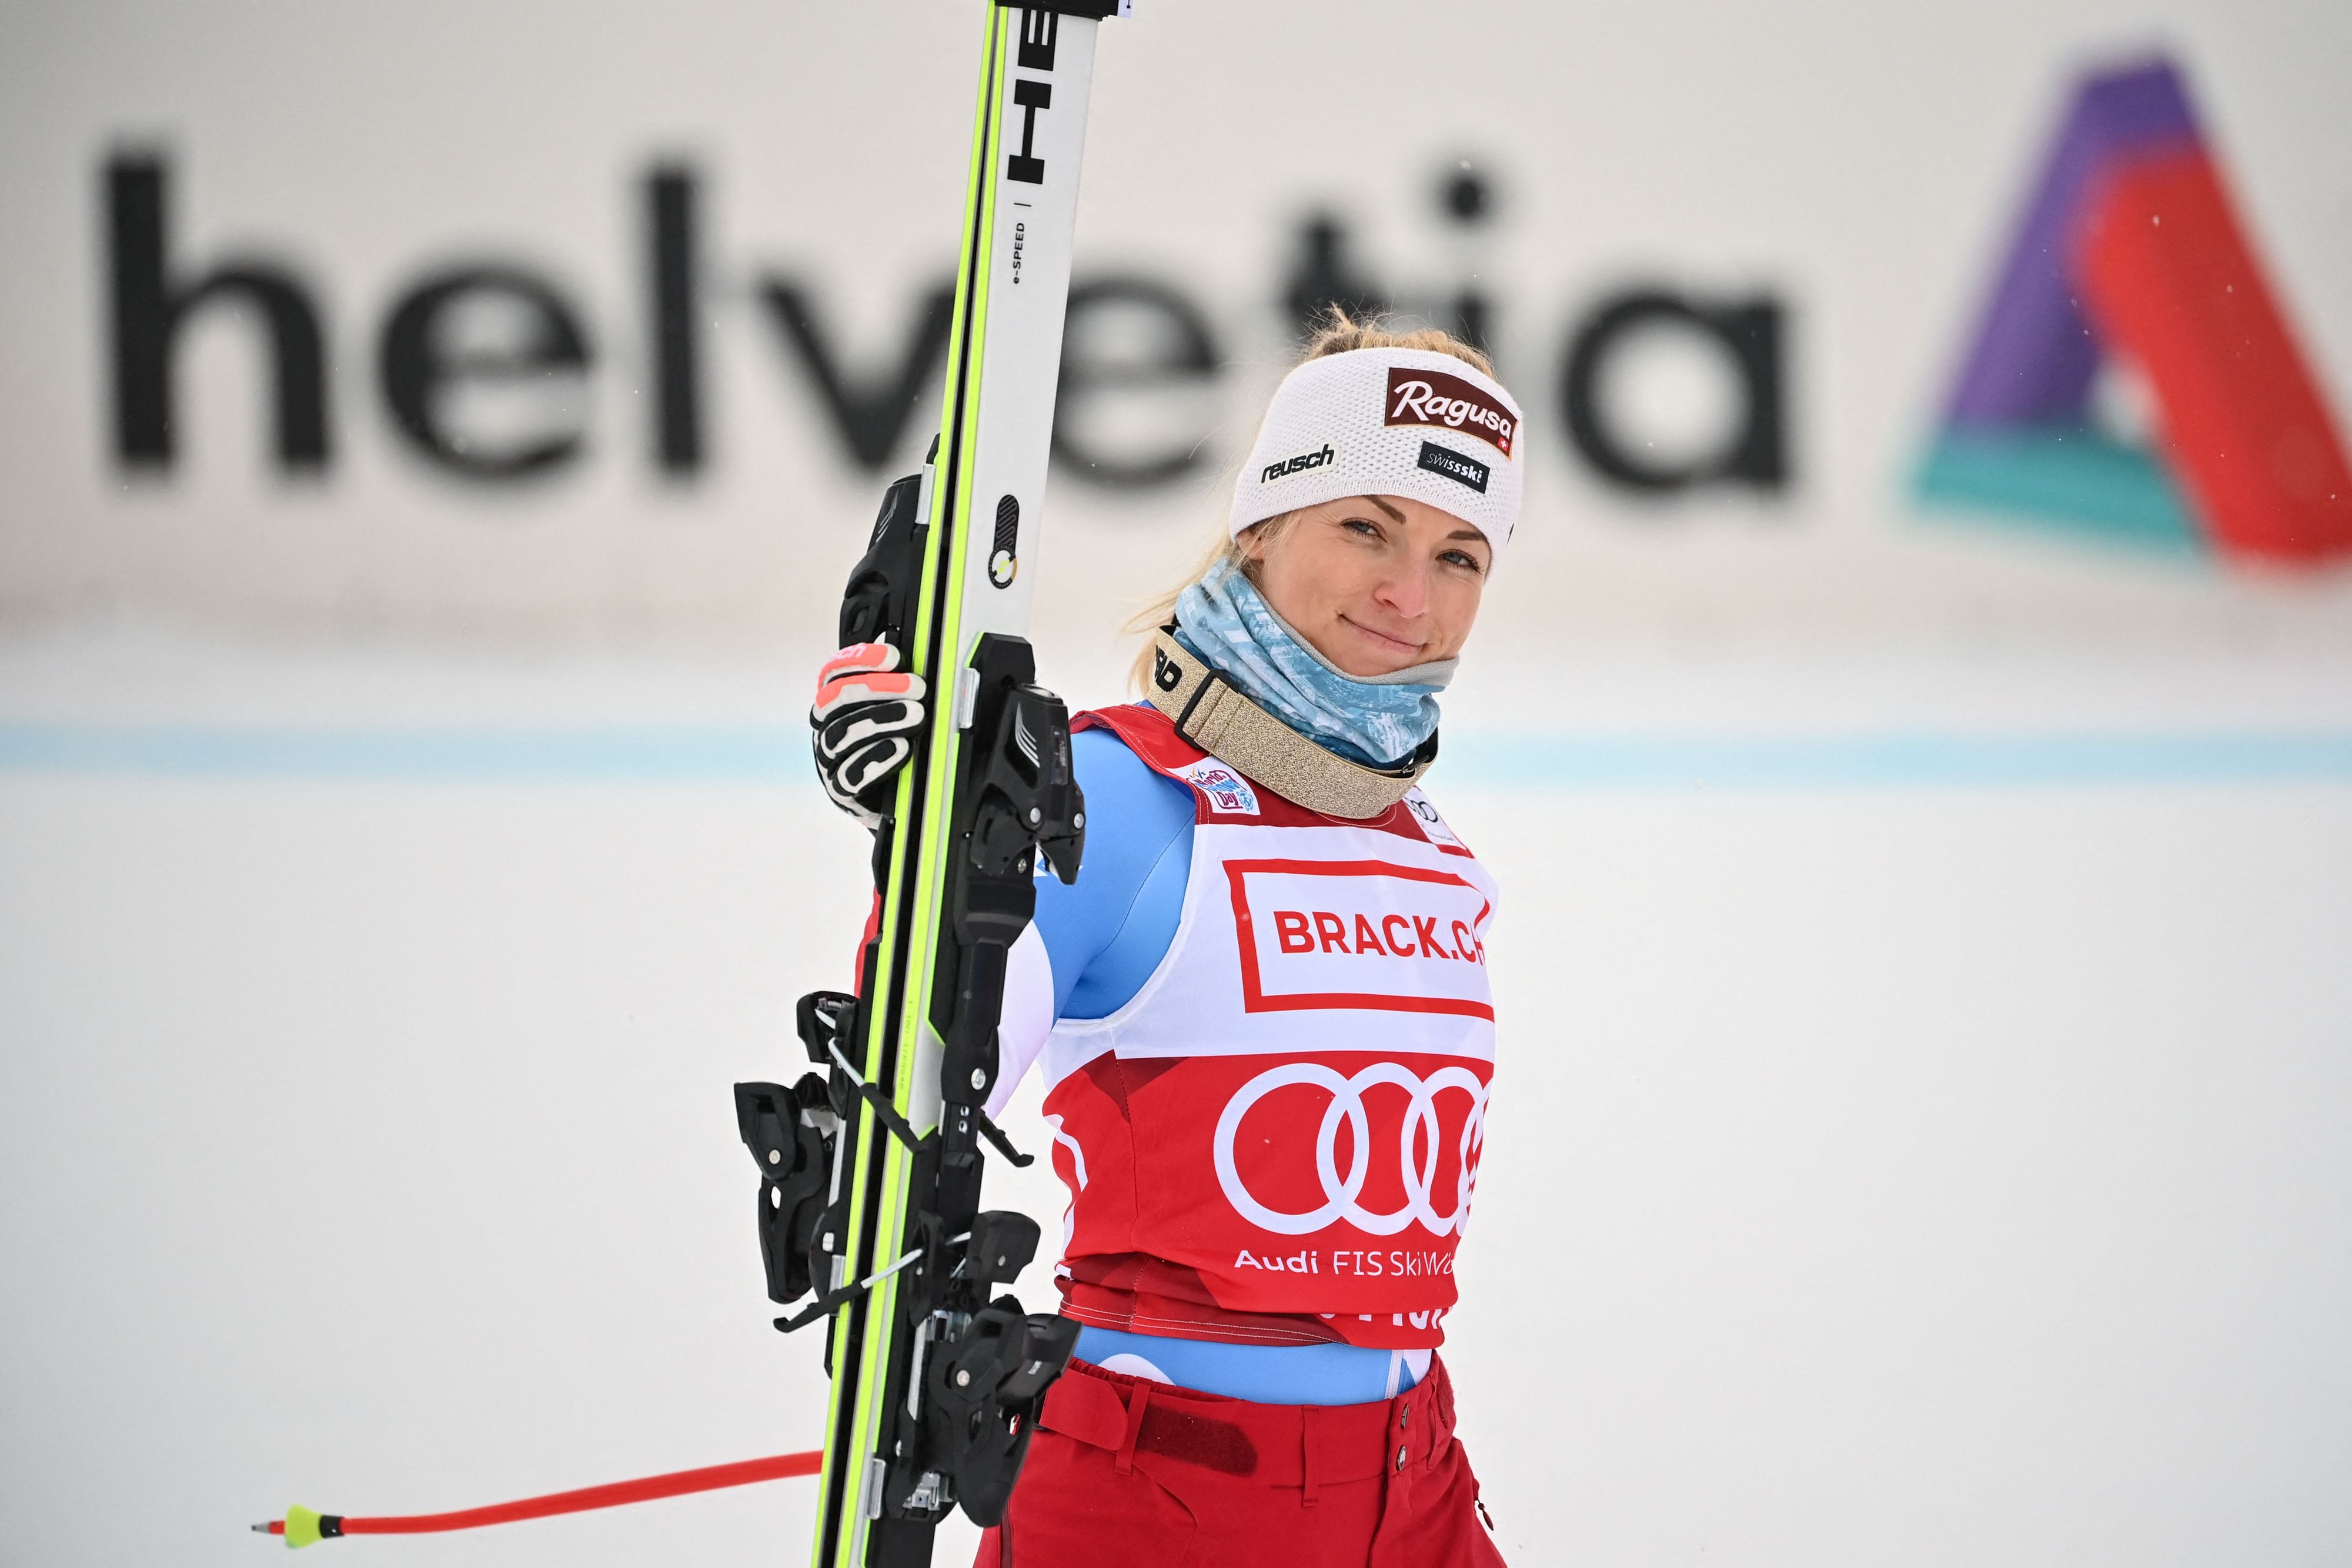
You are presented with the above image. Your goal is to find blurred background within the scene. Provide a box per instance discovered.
[4,1,2350,1565]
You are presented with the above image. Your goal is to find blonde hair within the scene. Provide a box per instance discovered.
[1123,310,1495,693]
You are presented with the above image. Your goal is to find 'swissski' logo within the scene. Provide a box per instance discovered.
[1916,57,2350,566]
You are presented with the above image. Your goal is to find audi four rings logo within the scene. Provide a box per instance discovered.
[1212,1061,1486,1238]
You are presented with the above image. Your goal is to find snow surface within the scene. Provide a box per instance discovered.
[4,627,2350,1567]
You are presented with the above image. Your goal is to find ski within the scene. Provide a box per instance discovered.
[733,5,1127,1566]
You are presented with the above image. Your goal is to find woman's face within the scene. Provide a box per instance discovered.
[1245,494,1491,678]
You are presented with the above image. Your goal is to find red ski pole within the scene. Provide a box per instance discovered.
[252,1450,823,1547]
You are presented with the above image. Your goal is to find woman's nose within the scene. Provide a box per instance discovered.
[1375,562,1432,618]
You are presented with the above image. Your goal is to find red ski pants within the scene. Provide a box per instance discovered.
[974,1356,1505,1568]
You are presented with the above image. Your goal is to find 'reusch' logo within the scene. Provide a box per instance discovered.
[1261,442,1335,484]
[1384,367,1517,457]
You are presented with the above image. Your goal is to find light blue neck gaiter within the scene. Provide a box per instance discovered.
[1171,557,1452,768]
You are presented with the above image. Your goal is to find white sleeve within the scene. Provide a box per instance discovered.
[984,922,1055,1119]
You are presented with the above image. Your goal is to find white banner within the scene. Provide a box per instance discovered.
[0,0,2347,650]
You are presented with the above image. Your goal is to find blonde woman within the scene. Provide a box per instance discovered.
[813,316,1521,1566]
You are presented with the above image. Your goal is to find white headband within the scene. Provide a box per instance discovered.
[1229,347,1526,571]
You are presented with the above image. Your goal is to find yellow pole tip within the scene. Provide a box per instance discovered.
[283,1506,326,1550]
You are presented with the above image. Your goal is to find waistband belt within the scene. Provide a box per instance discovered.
[1036,1355,1454,1489]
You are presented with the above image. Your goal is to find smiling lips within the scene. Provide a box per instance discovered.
[1341,614,1425,658]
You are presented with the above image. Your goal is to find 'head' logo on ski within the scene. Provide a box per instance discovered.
[1005,9,1065,185]
[1914,55,2351,566]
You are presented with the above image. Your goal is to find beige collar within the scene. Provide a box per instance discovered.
[1144,630,1435,820]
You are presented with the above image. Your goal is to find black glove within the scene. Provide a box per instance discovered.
[810,641,926,830]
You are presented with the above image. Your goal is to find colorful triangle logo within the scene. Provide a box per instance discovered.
[1916,58,2351,566]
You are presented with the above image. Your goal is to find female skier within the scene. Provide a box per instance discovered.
[811,315,1520,1567]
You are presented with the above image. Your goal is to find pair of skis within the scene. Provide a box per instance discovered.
[735,5,1128,1566]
